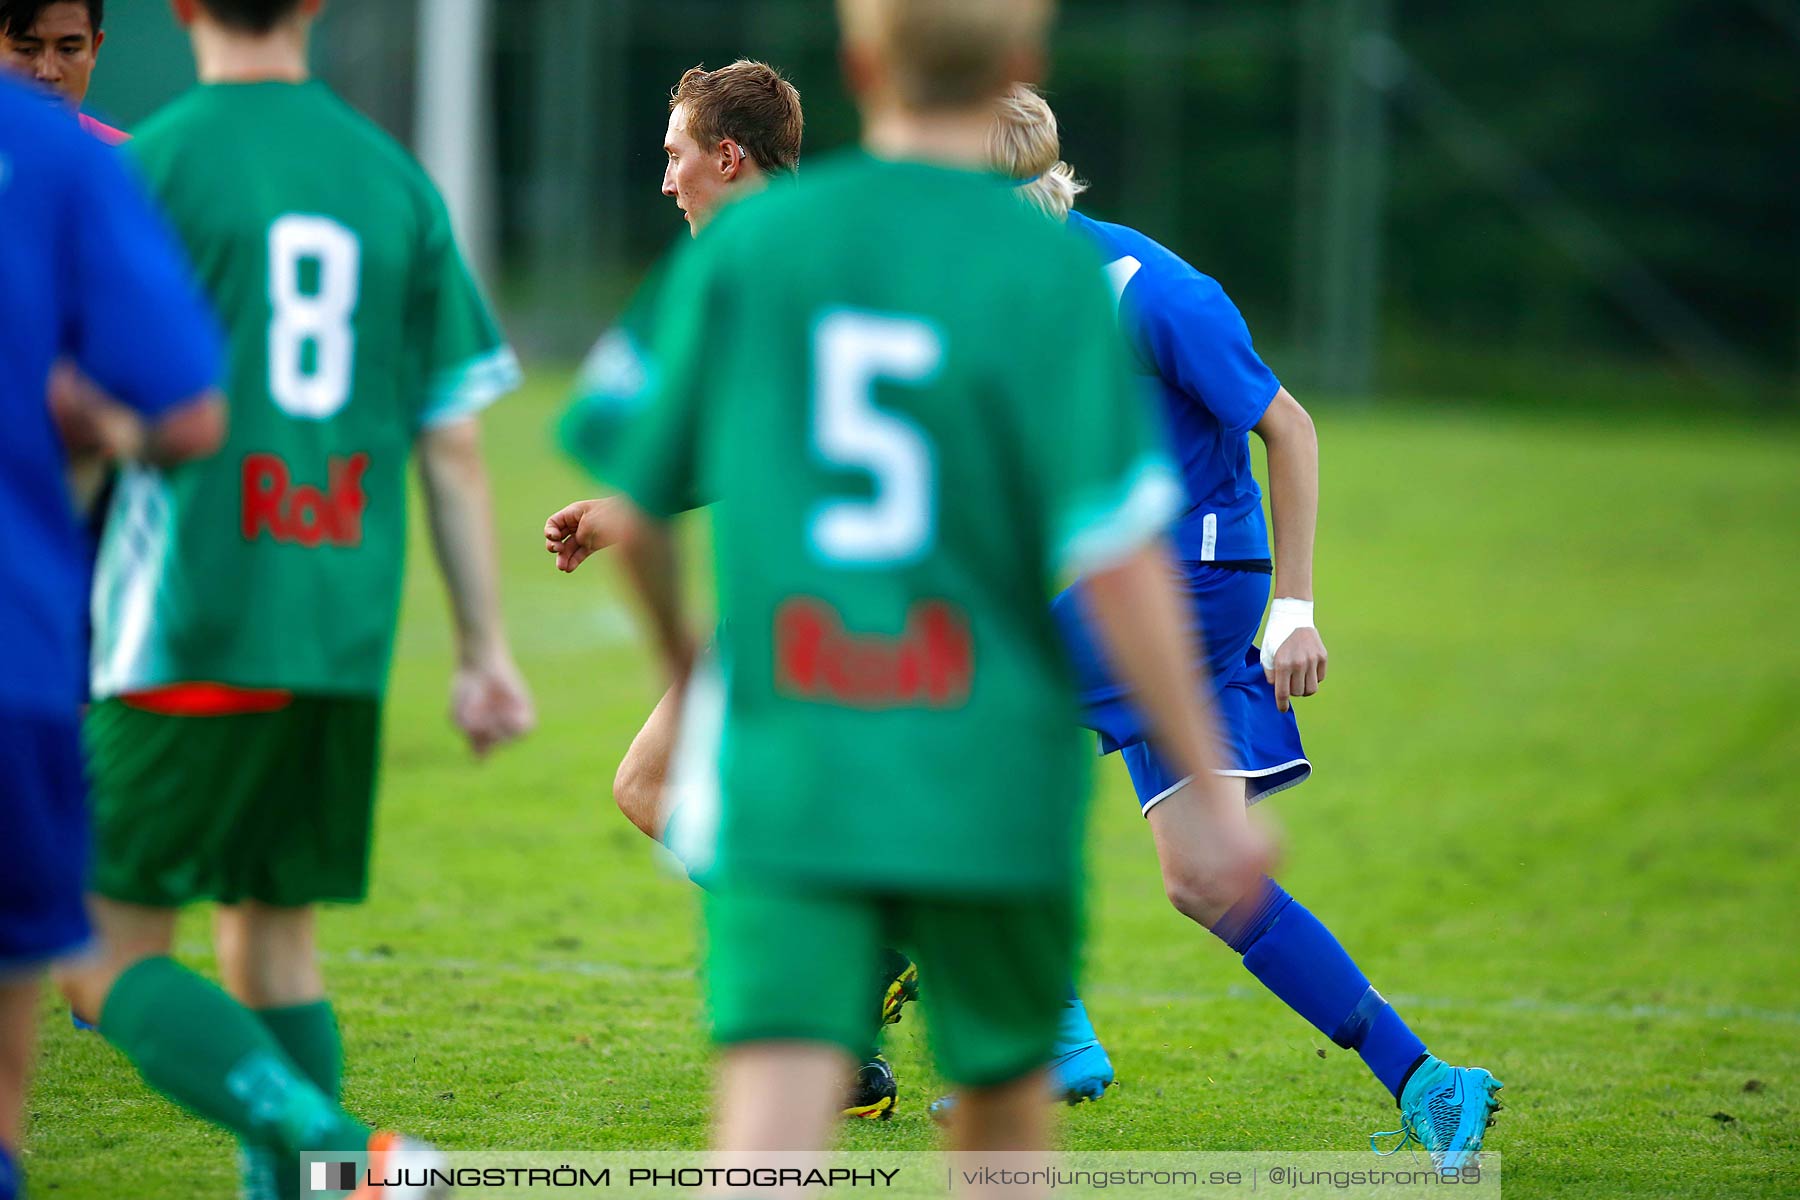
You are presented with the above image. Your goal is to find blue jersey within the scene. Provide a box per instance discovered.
[0,77,221,718]
[1067,211,1280,564]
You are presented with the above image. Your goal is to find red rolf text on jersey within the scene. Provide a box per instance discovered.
[774,597,974,710]
[241,452,369,547]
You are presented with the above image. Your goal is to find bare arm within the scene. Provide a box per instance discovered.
[50,365,227,469]
[1082,540,1273,896]
[610,501,699,689]
[1252,387,1328,710]
[147,395,227,464]
[1254,387,1317,601]
[1083,541,1232,800]
[418,417,535,756]
[543,495,633,573]
[545,497,692,838]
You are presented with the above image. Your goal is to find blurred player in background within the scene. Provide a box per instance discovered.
[3,0,128,520]
[561,0,1270,1165]
[983,85,1502,1169]
[548,59,922,1120]
[0,70,223,1200]
[0,0,124,142]
[54,1,532,1197]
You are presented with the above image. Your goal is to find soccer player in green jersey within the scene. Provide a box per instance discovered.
[548,59,926,1120]
[55,1,532,1196]
[561,0,1271,1161]
[556,58,807,850]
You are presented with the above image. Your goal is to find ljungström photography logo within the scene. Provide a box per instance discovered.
[309,1159,358,1193]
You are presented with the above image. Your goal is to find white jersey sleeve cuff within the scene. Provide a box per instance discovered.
[1055,455,1184,579]
[418,346,524,430]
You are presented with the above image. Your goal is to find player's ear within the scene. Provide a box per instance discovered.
[838,42,879,106]
[717,140,741,180]
[301,0,327,19]
[167,0,198,28]
[1003,46,1045,92]
[91,29,105,54]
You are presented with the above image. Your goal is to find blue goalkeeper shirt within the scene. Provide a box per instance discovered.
[1067,210,1280,564]
[0,76,220,718]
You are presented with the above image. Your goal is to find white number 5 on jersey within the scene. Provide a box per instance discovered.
[809,310,943,566]
[267,214,361,420]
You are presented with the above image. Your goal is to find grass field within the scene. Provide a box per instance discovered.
[24,373,1800,1199]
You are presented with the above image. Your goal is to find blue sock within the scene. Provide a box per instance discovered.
[1212,877,1428,1099]
[0,1143,17,1200]
[1054,987,1100,1052]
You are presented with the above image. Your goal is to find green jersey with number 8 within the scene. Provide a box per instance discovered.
[92,81,519,699]
[564,151,1182,893]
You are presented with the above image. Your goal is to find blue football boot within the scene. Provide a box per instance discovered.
[928,994,1114,1121]
[1047,994,1115,1103]
[1372,1056,1503,1172]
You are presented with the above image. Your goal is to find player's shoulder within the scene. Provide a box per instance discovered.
[716,150,1048,242]
[127,84,214,152]
[0,77,49,133]
[706,149,876,238]
[271,82,445,204]
[1069,212,1215,290]
[664,159,846,280]
[137,84,426,179]
[0,82,124,212]
[138,83,450,238]
[1070,210,1238,319]
[0,72,53,119]
[310,85,443,199]
[0,78,85,163]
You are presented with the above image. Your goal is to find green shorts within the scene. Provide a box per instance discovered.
[86,695,382,908]
[706,883,1078,1088]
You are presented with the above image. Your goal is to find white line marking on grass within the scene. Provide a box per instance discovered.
[524,600,639,651]
[215,945,1800,1029]
[333,948,692,983]
[390,597,639,660]
[1093,982,1800,1028]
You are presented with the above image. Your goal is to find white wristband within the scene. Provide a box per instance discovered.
[1259,597,1315,671]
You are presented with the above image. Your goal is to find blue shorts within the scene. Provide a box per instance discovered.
[0,708,92,975]
[1052,563,1311,813]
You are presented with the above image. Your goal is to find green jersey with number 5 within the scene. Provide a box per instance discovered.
[92,81,519,699]
[564,151,1182,893]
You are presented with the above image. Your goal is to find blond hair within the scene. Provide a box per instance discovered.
[837,0,1054,112]
[988,84,1086,220]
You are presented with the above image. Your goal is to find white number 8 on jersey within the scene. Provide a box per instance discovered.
[267,214,361,420]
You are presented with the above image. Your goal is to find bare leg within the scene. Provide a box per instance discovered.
[214,903,322,1009]
[715,1041,854,1152]
[949,1069,1052,1200]
[55,898,179,1026]
[0,977,38,1151]
[946,1068,1050,1153]
[614,687,682,840]
[1145,779,1255,930]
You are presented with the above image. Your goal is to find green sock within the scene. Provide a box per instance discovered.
[243,1002,347,1200]
[259,1001,344,1101]
[99,958,368,1157]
